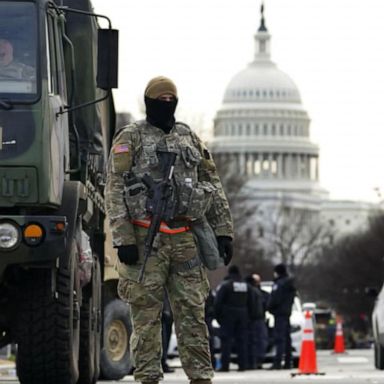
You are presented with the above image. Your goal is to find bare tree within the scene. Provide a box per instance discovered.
[299,211,384,321]
[258,205,332,273]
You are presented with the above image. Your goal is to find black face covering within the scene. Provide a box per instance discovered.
[145,96,178,133]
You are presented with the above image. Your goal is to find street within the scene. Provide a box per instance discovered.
[0,349,383,384]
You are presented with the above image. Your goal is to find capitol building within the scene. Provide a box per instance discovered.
[209,5,374,245]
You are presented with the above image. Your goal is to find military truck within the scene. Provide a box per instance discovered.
[0,0,132,383]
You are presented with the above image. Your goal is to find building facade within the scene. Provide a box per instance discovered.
[209,5,375,258]
[210,6,327,213]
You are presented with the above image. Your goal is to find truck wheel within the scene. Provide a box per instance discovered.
[78,257,101,384]
[16,243,80,384]
[375,341,384,369]
[100,299,132,380]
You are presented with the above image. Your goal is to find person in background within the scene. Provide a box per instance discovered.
[245,273,269,369]
[214,265,250,372]
[268,263,296,370]
[205,289,217,369]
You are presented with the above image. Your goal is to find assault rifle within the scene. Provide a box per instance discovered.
[138,151,177,283]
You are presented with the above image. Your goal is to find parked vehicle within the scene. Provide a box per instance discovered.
[371,283,384,369]
[0,1,132,383]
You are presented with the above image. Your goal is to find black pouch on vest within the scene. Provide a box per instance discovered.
[191,217,224,270]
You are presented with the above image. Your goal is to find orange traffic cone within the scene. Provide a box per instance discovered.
[292,310,324,376]
[333,316,346,354]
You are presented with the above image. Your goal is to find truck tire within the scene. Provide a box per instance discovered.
[374,341,384,369]
[78,257,102,384]
[100,299,132,380]
[16,242,80,384]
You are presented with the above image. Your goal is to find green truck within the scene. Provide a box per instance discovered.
[0,1,132,383]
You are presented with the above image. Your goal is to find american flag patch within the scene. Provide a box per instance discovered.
[113,144,129,154]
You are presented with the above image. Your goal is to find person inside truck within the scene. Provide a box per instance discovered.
[0,38,35,81]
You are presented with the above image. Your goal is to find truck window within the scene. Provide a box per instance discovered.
[0,1,37,100]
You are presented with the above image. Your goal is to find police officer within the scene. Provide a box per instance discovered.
[268,263,296,370]
[105,76,234,384]
[214,265,251,372]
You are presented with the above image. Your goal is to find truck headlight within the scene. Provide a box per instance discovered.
[0,222,20,249]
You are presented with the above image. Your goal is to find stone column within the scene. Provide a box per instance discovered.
[277,153,283,179]
[315,156,319,180]
[247,153,254,176]
[286,154,292,178]
[297,154,302,179]
[258,153,264,178]
[268,153,274,178]
[239,153,246,175]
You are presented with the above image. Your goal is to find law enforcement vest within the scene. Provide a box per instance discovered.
[123,120,215,223]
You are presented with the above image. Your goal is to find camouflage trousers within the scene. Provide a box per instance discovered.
[118,226,214,383]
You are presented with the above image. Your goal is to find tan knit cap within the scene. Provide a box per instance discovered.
[144,76,177,99]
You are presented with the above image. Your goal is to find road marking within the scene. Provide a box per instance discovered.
[337,357,369,364]
[292,376,343,380]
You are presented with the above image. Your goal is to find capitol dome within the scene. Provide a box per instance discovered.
[210,5,327,211]
[223,62,301,104]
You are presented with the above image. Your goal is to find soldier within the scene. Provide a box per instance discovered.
[105,76,234,384]
[0,38,35,80]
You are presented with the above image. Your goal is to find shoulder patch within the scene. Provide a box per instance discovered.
[113,144,129,154]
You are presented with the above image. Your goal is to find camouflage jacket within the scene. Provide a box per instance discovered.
[105,120,234,247]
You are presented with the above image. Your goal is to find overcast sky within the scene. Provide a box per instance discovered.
[92,0,384,203]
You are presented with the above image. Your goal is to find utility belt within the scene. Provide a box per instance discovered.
[131,218,190,234]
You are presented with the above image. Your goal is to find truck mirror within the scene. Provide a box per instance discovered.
[97,29,118,90]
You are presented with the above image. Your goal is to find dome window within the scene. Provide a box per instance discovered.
[263,90,267,97]
[256,90,260,97]
[254,124,259,135]
[269,90,273,97]
[263,124,268,135]
[249,90,254,97]
[271,124,276,136]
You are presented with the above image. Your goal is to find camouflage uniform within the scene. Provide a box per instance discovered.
[105,120,233,383]
[0,61,35,80]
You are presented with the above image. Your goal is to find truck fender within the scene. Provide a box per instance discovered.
[55,180,87,266]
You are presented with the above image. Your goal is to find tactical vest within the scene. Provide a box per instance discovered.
[123,120,215,223]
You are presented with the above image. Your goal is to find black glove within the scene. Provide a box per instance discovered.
[117,245,139,265]
[217,236,233,266]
